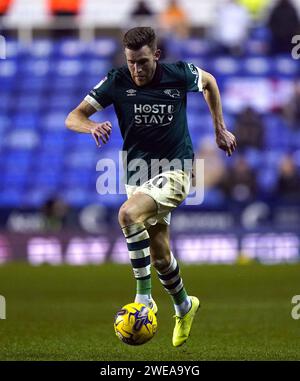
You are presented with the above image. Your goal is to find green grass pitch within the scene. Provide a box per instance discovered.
[0,263,299,360]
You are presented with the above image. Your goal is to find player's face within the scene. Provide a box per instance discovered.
[125,45,160,86]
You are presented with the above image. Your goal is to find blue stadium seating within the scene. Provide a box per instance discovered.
[0,38,299,208]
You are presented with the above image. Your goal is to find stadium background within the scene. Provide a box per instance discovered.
[0,0,300,361]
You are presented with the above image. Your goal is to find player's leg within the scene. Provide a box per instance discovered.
[148,222,200,347]
[148,223,192,317]
[118,192,158,308]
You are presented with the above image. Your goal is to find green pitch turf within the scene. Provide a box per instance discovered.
[0,263,299,360]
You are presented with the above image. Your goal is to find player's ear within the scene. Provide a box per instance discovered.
[154,49,161,61]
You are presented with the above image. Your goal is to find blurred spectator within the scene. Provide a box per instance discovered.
[219,156,257,202]
[41,197,70,232]
[0,0,12,15]
[212,0,251,55]
[238,0,270,20]
[130,1,154,18]
[267,0,300,55]
[48,0,81,16]
[48,0,82,38]
[233,106,265,151]
[128,1,155,29]
[194,136,226,190]
[158,0,190,39]
[0,0,13,34]
[283,80,300,129]
[276,154,300,201]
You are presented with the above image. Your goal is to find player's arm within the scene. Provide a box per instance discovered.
[65,100,112,147]
[201,70,237,156]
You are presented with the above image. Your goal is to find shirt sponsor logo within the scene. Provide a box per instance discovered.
[126,89,137,96]
[134,104,174,127]
[164,89,181,98]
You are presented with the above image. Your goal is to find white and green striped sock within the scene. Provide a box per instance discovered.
[157,252,191,317]
[122,222,152,306]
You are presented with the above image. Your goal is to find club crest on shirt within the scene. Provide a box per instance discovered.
[164,89,181,99]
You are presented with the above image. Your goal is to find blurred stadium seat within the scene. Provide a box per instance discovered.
[1,35,300,208]
[1,0,300,213]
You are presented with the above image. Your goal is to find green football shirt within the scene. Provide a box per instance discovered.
[85,61,203,185]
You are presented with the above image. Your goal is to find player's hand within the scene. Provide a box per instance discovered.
[90,121,112,147]
[215,128,237,157]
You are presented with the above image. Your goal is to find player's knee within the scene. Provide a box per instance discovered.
[118,204,139,227]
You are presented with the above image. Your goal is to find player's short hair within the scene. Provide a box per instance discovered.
[123,27,157,51]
